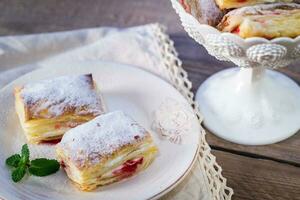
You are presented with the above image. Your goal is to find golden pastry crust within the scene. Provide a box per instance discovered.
[14,74,105,143]
[56,111,158,191]
[218,3,300,39]
[214,0,297,10]
[14,74,103,121]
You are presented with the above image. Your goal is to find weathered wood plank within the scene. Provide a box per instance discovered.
[207,130,300,166]
[213,150,300,200]
[0,0,181,35]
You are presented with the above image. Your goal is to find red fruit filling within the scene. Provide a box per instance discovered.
[40,138,62,145]
[60,161,66,169]
[179,0,191,13]
[113,157,144,178]
[231,26,240,34]
[54,124,61,129]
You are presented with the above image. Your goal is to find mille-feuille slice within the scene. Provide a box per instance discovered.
[14,74,105,143]
[56,111,158,191]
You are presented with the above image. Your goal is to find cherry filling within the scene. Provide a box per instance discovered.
[54,122,79,130]
[60,161,66,169]
[179,0,191,13]
[54,124,61,129]
[113,157,144,178]
[231,26,240,34]
[40,138,62,145]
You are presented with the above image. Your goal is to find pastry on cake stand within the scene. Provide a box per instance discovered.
[171,0,300,145]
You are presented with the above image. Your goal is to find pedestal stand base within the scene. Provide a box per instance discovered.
[196,68,300,145]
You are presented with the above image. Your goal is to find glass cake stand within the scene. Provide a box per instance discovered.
[171,0,300,145]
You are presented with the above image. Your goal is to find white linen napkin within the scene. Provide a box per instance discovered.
[0,24,219,200]
[0,25,171,88]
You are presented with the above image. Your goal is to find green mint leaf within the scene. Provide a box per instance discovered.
[28,158,60,177]
[12,166,26,182]
[21,144,30,164]
[6,154,21,167]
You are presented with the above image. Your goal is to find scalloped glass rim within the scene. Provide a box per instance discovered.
[171,0,300,44]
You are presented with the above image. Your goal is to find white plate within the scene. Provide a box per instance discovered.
[0,61,200,200]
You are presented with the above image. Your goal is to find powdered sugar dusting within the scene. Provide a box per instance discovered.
[58,111,148,167]
[20,74,104,119]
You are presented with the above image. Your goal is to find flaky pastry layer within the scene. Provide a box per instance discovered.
[14,74,105,143]
[57,135,158,191]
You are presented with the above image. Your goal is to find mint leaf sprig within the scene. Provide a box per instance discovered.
[6,144,60,182]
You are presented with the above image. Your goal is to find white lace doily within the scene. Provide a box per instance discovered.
[0,24,233,200]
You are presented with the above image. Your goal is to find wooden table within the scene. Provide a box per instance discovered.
[0,0,299,199]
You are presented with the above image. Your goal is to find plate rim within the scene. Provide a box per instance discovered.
[150,144,200,200]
